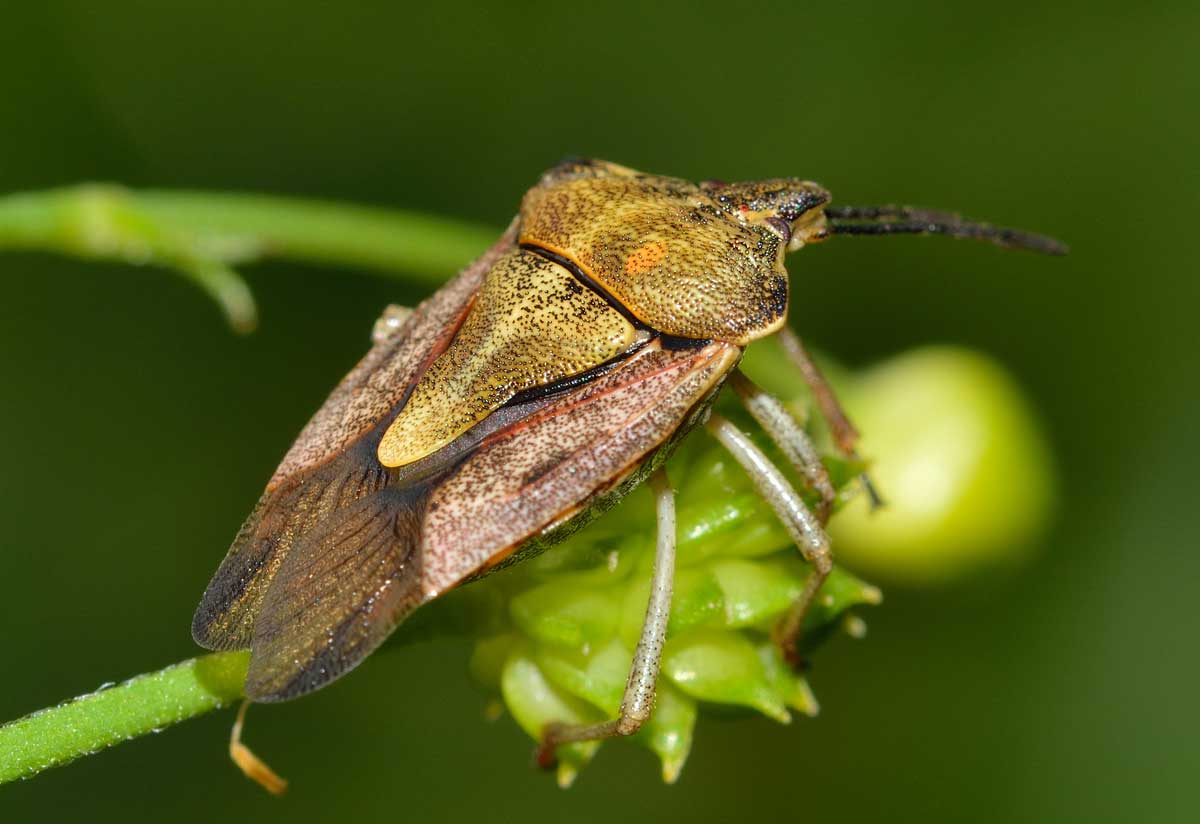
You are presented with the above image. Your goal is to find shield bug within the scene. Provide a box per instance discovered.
[192,158,1064,782]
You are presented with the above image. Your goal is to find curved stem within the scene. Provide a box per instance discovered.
[0,186,497,330]
[133,190,498,277]
[0,652,248,784]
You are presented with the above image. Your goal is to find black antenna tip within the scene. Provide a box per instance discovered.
[826,205,1068,256]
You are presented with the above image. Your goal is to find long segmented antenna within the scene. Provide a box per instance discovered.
[826,205,1068,255]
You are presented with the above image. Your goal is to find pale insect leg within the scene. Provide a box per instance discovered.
[706,413,831,667]
[776,327,884,508]
[229,700,288,795]
[537,468,676,763]
[729,369,836,524]
[371,303,414,343]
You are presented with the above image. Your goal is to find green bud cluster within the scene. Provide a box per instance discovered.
[454,338,1053,786]
[461,381,880,786]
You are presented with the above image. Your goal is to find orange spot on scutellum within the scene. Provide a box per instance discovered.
[624,241,668,276]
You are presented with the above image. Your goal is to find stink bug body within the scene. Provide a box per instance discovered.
[192,159,1063,773]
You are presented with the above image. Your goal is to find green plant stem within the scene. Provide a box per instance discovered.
[0,186,497,278]
[136,190,497,278]
[0,185,497,330]
[0,652,248,784]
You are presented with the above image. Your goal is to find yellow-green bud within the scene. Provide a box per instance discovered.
[832,346,1055,585]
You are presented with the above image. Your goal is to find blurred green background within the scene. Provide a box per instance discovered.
[2,1,1196,821]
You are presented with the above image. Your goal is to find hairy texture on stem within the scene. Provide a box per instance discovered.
[0,652,248,783]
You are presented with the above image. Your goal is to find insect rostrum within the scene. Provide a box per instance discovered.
[191,158,1062,777]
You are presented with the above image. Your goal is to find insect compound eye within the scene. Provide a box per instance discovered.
[776,189,830,222]
[763,217,793,242]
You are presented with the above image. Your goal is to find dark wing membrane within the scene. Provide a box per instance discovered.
[190,222,516,652]
[190,441,392,652]
[245,482,427,701]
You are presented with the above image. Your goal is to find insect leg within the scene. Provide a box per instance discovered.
[537,468,676,764]
[229,700,288,795]
[371,303,414,343]
[777,327,884,508]
[706,413,831,668]
[729,369,836,524]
